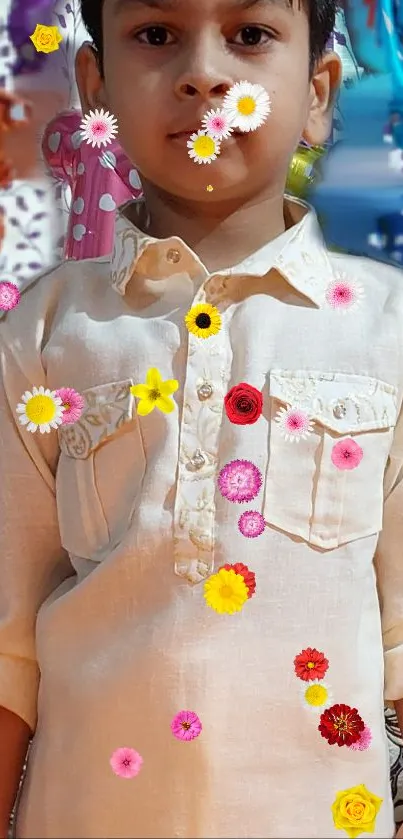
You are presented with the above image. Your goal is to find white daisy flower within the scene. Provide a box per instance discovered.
[187,130,221,164]
[201,108,234,140]
[16,386,64,434]
[324,273,365,313]
[301,680,332,712]
[222,81,271,132]
[274,405,314,443]
[79,108,118,148]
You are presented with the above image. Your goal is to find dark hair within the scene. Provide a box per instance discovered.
[80,0,337,76]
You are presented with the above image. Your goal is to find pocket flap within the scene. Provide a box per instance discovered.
[58,379,134,459]
[269,369,398,434]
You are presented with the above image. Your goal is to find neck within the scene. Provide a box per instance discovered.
[138,182,288,273]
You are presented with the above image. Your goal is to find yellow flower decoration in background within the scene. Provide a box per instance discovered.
[185,303,221,339]
[204,568,248,615]
[130,368,178,416]
[331,784,383,838]
[30,24,63,53]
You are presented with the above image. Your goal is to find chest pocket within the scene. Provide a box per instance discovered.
[56,379,146,561]
[263,370,398,549]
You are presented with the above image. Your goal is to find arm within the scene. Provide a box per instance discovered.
[0,293,73,829]
[0,708,31,834]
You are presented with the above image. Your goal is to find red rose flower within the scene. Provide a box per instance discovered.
[294,647,329,682]
[319,703,364,747]
[224,383,263,425]
[219,563,256,598]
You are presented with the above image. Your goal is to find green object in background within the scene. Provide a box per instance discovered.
[286,144,327,199]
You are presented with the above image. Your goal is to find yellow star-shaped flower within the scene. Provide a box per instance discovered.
[130,368,179,416]
[30,24,63,54]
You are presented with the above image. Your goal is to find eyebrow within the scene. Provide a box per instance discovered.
[114,0,291,13]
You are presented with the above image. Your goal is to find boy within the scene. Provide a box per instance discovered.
[1,0,403,836]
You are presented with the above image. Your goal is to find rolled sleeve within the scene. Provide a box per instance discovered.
[375,409,403,700]
[0,277,73,732]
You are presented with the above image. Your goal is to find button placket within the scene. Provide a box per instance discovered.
[173,286,228,584]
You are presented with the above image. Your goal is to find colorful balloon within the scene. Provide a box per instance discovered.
[42,110,143,260]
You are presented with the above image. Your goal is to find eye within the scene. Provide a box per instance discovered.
[232,26,274,47]
[134,26,175,46]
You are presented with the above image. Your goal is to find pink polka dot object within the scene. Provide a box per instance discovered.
[42,110,143,260]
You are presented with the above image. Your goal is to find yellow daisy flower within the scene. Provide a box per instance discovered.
[130,368,178,416]
[16,386,64,434]
[187,130,221,164]
[204,568,249,615]
[185,303,221,339]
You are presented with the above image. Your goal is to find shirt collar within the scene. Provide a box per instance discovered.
[110,195,335,307]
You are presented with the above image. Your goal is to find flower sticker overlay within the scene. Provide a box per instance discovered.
[325,274,364,312]
[319,703,365,747]
[331,784,383,838]
[185,303,222,338]
[222,81,271,132]
[0,281,20,312]
[294,647,329,682]
[238,510,266,538]
[30,24,63,54]
[201,108,234,140]
[204,567,249,614]
[275,406,314,442]
[218,459,262,503]
[171,710,202,741]
[16,387,64,434]
[187,131,221,164]
[331,439,363,471]
[219,562,256,598]
[130,368,179,416]
[348,726,372,752]
[56,388,85,425]
[80,108,118,149]
[110,747,143,778]
[301,680,332,712]
[224,382,263,425]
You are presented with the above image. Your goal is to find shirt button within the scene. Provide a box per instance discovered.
[187,449,206,471]
[333,401,347,419]
[166,248,181,264]
[197,382,213,401]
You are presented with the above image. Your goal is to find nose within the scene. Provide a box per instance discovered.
[174,39,233,101]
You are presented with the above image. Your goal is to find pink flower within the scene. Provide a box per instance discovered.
[201,108,233,140]
[275,406,314,442]
[331,438,363,470]
[325,276,363,311]
[56,387,85,424]
[0,281,20,312]
[238,510,266,538]
[171,710,202,741]
[348,725,372,751]
[218,459,262,503]
[110,747,143,778]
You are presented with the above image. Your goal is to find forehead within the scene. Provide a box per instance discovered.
[111,0,297,14]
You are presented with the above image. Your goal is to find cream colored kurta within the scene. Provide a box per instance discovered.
[1,197,403,839]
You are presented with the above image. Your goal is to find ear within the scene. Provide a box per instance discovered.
[302,51,342,146]
[75,42,108,114]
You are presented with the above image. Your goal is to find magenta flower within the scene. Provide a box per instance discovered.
[0,281,20,312]
[325,275,363,311]
[275,406,314,442]
[218,459,262,503]
[238,510,266,538]
[348,725,372,751]
[56,387,85,424]
[170,710,202,741]
[331,438,363,470]
[110,747,143,778]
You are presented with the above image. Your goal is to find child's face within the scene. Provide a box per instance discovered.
[77,0,340,204]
